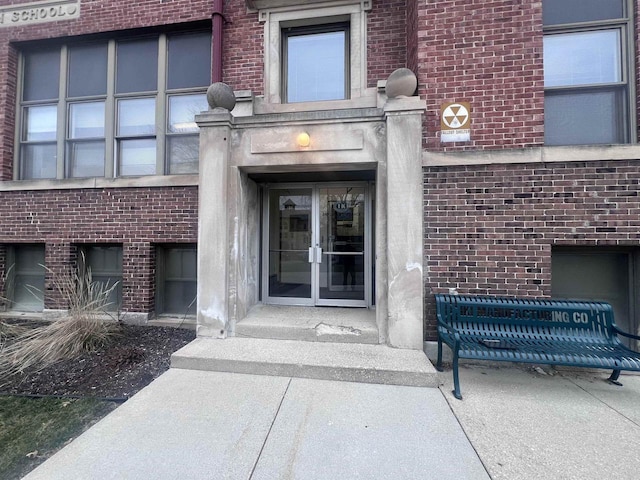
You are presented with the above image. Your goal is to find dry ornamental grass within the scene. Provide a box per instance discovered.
[0,260,121,378]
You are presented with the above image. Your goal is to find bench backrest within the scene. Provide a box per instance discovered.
[435,294,616,341]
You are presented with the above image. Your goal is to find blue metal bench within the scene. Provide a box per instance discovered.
[435,294,640,400]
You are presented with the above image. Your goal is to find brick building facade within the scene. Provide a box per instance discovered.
[0,0,638,347]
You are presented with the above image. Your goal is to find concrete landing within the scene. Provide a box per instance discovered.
[235,304,379,344]
[24,370,489,480]
[171,337,439,387]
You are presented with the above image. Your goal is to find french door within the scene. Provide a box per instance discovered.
[262,183,371,307]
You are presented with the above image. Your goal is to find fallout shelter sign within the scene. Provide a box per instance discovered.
[440,102,471,143]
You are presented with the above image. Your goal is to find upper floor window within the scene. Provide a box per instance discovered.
[283,23,349,103]
[18,31,211,180]
[543,0,633,146]
[259,1,370,106]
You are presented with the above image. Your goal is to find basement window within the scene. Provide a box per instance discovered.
[156,245,197,316]
[80,245,123,312]
[3,245,45,312]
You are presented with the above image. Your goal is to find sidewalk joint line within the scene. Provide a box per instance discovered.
[248,377,292,479]
[438,385,494,479]
[566,376,640,429]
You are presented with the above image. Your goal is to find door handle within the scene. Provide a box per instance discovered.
[308,247,323,263]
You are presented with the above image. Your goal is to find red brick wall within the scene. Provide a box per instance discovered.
[416,0,545,151]
[423,160,640,339]
[223,0,264,93]
[0,187,198,313]
[406,0,418,77]
[367,0,407,87]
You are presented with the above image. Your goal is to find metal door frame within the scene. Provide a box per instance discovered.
[261,182,372,307]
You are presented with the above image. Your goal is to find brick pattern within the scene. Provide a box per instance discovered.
[0,187,198,313]
[124,242,156,314]
[416,0,545,151]
[406,0,418,77]
[423,161,640,339]
[223,0,264,94]
[367,0,407,87]
[44,242,76,309]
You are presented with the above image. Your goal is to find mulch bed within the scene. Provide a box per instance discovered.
[0,322,196,400]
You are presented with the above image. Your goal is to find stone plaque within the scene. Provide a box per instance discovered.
[0,0,80,28]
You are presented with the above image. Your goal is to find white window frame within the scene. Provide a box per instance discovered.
[259,0,371,105]
[543,0,636,146]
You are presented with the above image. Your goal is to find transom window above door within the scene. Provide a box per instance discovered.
[17,30,211,180]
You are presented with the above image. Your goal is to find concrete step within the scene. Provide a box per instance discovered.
[171,337,439,388]
[235,304,379,344]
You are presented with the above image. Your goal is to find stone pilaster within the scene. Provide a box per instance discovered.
[383,97,426,349]
[195,111,233,337]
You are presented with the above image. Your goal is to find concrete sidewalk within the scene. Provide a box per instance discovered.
[23,368,488,480]
[23,362,640,479]
[439,364,640,480]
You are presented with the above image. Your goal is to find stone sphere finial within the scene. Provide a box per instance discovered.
[207,82,236,111]
[385,68,418,98]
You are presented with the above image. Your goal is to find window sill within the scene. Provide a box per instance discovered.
[0,174,199,192]
[254,90,380,115]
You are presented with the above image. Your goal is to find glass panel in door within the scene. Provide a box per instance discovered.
[318,186,366,302]
[268,188,313,299]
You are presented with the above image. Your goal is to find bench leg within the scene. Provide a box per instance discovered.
[436,337,444,372]
[452,351,462,400]
[607,369,623,387]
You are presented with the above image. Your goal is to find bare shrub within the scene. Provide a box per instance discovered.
[0,261,121,377]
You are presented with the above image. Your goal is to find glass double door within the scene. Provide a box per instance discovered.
[264,183,370,307]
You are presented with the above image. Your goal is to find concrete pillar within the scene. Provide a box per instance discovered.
[383,97,426,349]
[196,111,233,338]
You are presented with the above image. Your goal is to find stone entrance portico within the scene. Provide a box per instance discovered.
[195,88,426,351]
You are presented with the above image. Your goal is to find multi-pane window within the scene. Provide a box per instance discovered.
[543,0,632,145]
[4,245,45,312]
[18,31,211,180]
[282,23,349,103]
[82,245,123,311]
[156,245,197,315]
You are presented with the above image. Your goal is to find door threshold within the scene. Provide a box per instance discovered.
[236,304,378,344]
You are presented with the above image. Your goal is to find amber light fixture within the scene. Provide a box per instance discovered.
[297,132,310,147]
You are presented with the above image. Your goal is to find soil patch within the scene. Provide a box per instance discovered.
[0,322,196,399]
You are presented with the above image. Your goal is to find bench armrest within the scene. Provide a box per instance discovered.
[612,325,640,342]
[437,313,461,337]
